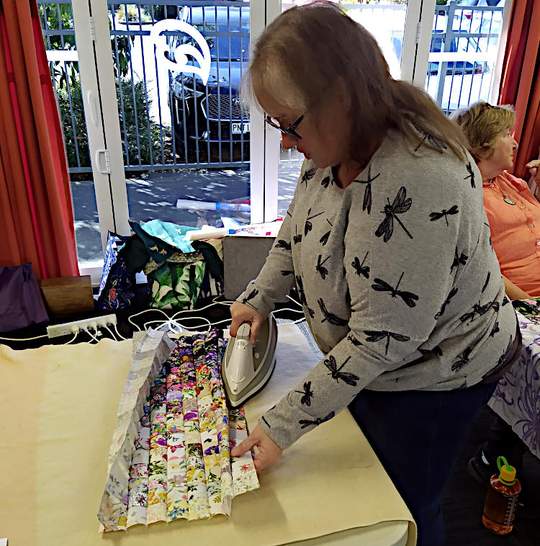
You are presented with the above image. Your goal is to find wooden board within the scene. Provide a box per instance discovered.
[40,275,94,318]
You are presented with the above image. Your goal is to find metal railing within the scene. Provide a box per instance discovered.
[426,0,505,115]
[108,1,250,172]
[40,0,506,175]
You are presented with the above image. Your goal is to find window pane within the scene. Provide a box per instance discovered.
[424,1,507,115]
[108,2,252,232]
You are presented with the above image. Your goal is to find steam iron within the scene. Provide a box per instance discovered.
[222,315,278,408]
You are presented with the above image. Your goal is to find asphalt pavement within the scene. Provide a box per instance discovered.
[71,159,302,262]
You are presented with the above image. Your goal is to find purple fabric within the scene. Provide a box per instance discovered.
[0,264,49,332]
[489,310,540,460]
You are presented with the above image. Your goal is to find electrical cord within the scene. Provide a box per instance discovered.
[113,323,127,341]
[64,332,79,345]
[286,294,303,309]
[0,333,48,342]
[141,316,213,335]
[206,317,232,329]
[1,295,302,344]
[272,307,304,316]
[102,324,119,342]
[128,308,172,332]
[84,327,101,344]
[128,297,235,335]
[169,316,213,330]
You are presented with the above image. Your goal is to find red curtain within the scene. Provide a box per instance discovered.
[0,0,79,279]
[498,0,540,180]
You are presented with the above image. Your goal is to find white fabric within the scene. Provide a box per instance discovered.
[0,326,415,545]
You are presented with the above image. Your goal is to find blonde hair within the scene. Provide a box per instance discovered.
[453,102,515,162]
[245,2,467,163]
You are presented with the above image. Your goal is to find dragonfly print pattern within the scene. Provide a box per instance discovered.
[301,167,317,187]
[371,272,419,307]
[232,149,515,451]
[352,252,370,279]
[429,205,459,226]
[305,209,325,237]
[296,276,315,318]
[316,255,331,280]
[465,162,476,188]
[354,165,381,214]
[364,329,411,356]
[375,187,414,242]
[319,219,333,246]
[294,382,314,406]
[323,355,359,386]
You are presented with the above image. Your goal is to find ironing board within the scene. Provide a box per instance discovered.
[0,323,415,546]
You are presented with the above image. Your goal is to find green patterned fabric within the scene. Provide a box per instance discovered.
[145,252,206,310]
[513,298,540,324]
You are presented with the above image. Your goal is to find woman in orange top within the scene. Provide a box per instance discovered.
[454,102,540,299]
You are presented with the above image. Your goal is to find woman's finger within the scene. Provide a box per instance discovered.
[249,316,264,345]
[231,434,258,457]
[253,452,267,472]
[232,425,282,471]
[229,318,242,338]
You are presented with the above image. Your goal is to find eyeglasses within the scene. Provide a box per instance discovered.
[265,114,304,140]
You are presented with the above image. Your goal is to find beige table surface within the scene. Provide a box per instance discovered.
[0,324,416,546]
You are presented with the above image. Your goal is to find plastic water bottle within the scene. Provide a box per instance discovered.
[481,456,521,535]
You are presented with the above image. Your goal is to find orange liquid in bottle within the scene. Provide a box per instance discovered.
[482,458,521,535]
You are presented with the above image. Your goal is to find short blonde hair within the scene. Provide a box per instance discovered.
[453,102,515,162]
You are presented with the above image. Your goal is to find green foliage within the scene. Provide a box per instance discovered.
[116,78,174,166]
[42,3,173,169]
[56,75,173,169]
[115,5,152,23]
[39,3,76,50]
[55,76,90,168]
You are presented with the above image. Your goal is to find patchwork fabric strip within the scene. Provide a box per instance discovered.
[147,364,168,523]
[98,329,259,532]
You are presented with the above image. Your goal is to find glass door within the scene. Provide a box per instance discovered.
[40,0,273,279]
[95,0,263,234]
[41,0,431,272]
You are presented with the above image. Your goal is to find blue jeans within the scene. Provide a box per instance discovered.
[349,381,497,546]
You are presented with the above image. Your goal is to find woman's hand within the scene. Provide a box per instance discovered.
[231,424,283,471]
[526,159,540,181]
[230,301,266,344]
[526,159,540,200]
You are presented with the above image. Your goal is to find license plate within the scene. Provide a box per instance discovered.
[231,122,250,135]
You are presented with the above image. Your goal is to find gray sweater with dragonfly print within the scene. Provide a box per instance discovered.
[237,130,517,450]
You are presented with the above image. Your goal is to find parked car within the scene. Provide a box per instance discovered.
[170,5,250,162]
[427,1,503,75]
[428,29,486,75]
[391,28,488,77]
